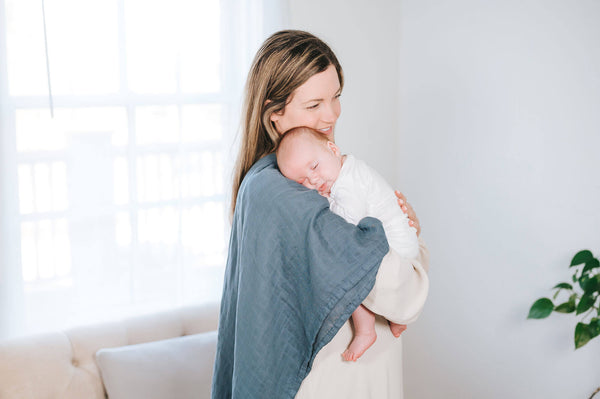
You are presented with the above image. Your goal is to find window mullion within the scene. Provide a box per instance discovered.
[126,100,138,305]
[0,0,27,339]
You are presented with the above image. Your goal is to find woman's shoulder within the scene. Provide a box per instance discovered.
[244,154,280,184]
[247,153,277,175]
[241,153,291,196]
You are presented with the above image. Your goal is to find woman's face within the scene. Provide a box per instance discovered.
[270,64,341,140]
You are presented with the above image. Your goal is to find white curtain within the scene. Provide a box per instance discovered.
[0,0,289,340]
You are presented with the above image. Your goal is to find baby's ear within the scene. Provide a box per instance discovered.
[327,141,341,156]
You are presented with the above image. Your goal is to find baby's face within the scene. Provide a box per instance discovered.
[278,137,343,197]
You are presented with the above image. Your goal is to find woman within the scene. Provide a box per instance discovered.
[212,30,429,399]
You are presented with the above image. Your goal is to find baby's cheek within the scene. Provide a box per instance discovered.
[303,180,318,190]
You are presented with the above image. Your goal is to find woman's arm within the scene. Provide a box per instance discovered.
[362,192,429,324]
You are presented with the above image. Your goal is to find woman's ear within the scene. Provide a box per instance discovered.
[269,108,284,123]
[264,100,281,123]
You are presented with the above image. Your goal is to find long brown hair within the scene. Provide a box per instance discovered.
[230,30,344,217]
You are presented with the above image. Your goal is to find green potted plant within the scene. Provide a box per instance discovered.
[528,249,600,399]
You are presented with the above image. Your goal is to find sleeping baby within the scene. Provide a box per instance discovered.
[276,126,419,361]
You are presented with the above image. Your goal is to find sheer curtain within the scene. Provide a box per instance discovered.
[0,0,289,340]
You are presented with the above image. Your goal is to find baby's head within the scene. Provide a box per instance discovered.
[276,126,343,197]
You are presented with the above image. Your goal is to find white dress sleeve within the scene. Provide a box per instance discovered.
[362,237,430,324]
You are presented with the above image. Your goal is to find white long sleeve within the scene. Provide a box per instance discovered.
[329,155,419,259]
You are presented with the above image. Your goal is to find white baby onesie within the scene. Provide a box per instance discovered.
[328,154,419,258]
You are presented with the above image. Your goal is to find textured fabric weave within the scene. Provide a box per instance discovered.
[211,154,389,399]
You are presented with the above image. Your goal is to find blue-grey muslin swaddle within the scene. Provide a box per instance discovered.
[211,154,389,399]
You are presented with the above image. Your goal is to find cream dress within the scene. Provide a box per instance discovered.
[295,238,430,399]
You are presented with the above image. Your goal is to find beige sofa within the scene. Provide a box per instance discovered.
[0,302,220,399]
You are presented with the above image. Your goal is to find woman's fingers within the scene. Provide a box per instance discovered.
[395,191,412,216]
[395,191,421,236]
[394,190,407,205]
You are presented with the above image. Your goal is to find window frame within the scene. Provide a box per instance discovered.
[0,0,265,339]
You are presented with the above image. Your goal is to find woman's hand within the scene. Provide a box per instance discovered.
[395,191,421,237]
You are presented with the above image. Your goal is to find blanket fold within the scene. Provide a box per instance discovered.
[212,154,389,399]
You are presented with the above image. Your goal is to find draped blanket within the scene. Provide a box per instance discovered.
[211,154,389,399]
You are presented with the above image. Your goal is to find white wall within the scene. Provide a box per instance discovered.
[398,1,600,398]
[291,1,600,398]
[289,0,402,185]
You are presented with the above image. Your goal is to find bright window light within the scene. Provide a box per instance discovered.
[0,0,264,338]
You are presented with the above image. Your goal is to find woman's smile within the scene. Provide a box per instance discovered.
[317,126,333,135]
[270,65,342,139]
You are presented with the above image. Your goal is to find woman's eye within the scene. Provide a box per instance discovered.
[311,162,318,170]
[307,103,319,109]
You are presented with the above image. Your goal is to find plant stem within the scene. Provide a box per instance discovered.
[589,386,600,399]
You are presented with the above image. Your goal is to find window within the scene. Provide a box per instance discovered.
[0,0,286,339]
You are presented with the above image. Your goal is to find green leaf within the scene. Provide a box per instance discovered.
[528,298,554,319]
[571,250,593,267]
[576,293,596,315]
[580,274,600,294]
[590,319,600,339]
[583,258,600,274]
[555,294,577,313]
[572,273,578,283]
[555,301,576,314]
[553,282,573,290]
[579,274,589,291]
[575,322,592,349]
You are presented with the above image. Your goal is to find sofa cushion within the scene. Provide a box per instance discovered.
[96,331,217,399]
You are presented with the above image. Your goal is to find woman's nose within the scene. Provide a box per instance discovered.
[321,101,339,123]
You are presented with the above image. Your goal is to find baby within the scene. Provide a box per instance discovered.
[276,126,419,362]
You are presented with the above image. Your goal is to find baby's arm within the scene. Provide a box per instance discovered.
[360,161,419,259]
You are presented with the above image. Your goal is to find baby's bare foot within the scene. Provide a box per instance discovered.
[389,322,407,338]
[342,331,377,362]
